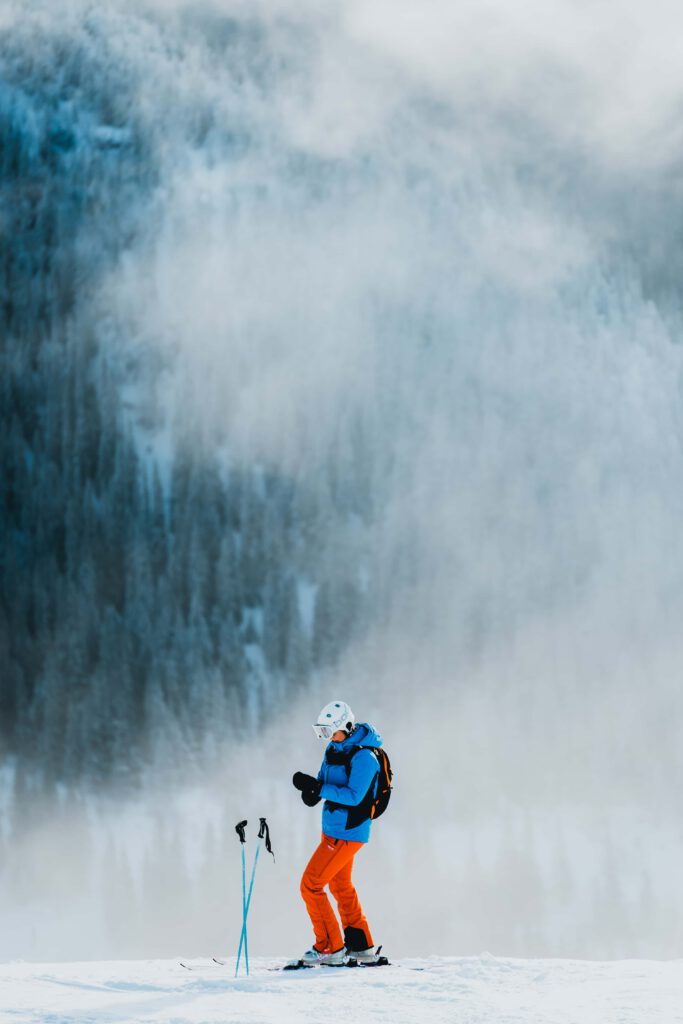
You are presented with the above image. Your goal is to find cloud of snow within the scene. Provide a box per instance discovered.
[4,0,683,962]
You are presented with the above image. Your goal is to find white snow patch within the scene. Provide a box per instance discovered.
[92,124,133,148]
[244,642,266,673]
[1,955,682,1024]
[296,578,318,636]
[0,758,15,840]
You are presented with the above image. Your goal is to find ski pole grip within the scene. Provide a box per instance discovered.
[258,817,274,859]
[235,820,248,844]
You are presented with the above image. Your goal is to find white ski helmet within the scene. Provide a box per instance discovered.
[313,700,355,740]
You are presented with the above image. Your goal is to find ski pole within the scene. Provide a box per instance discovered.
[235,821,249,977]
[240,848,259,977]
[235,818,275,977]
[235,820,258,977]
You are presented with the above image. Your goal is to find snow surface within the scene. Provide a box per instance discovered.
[2,955,682,1024]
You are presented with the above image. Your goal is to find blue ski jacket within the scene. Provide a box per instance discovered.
[317,722,382,844]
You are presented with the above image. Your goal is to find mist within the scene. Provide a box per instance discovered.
[2,0,683,961]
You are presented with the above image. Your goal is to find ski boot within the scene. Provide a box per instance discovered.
[284,946,346,970]
[346,945,390,967]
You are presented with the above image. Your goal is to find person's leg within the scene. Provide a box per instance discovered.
[328,848,374,951]
[300,835,360,952]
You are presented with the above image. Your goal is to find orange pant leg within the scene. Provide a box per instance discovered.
[300,834,364,952]
[328,854,374,951]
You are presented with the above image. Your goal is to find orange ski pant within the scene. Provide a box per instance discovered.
[300,833,374,953]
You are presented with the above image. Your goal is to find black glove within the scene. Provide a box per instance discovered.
[293,772,319,792]
[301,787,322,807]
[293,772,322,807]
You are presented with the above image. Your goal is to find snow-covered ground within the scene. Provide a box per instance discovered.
[2,955,682,1024]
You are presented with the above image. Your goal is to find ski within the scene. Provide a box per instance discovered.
[277,951,391,971]
[279,959,348,971]
[179,959,228,971]
[280,959,317,971]
[277,958,346,971]
[183,952,392,972]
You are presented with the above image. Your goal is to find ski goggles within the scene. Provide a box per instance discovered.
[312,723,337,740]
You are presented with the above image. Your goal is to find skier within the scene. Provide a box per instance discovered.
[292,699,383,966]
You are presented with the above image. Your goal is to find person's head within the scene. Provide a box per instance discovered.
[312,700,355,741]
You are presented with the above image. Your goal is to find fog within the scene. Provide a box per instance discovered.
[2,0,683,961]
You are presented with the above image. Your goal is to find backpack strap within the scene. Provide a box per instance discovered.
[324,746,381,828]
[324,744,361,770]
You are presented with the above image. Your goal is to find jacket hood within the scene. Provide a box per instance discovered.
[331,722,382,750]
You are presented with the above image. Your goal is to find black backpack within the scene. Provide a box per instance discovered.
[325,745,393,829]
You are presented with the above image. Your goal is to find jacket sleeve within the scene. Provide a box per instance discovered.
[319,749,379,807]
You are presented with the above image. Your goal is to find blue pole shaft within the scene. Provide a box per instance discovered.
[235,845,247,977]
[244,845,261,977]
[235,842,261,977]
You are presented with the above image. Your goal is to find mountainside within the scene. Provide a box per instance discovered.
[0,6,379,787]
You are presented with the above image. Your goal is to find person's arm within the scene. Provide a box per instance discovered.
[319,749,379,807]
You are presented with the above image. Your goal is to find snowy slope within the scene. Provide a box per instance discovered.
[2,955,682,1024]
